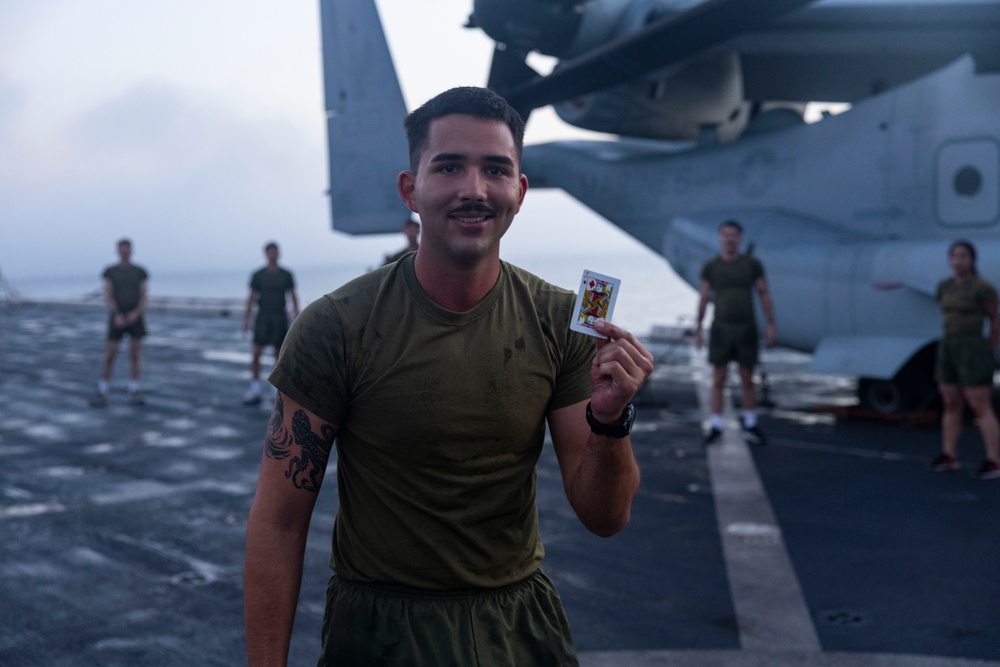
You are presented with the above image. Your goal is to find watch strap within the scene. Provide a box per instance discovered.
[586,402,635,438]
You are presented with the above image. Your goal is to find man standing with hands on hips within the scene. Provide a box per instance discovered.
[244,86,653,666]
[695,219,777,445]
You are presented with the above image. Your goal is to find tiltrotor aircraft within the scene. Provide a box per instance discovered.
[319,0,1000,412]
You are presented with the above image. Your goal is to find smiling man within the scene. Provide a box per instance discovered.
[244,87,653,666]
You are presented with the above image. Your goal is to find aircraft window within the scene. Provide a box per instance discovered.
[936,140,999,226]
[954,166,982,198]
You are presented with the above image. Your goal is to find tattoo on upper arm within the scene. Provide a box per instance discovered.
[264,394,293,460]
[263,394,335,493]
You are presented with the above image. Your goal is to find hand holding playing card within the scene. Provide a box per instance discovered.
[589,320,654,424]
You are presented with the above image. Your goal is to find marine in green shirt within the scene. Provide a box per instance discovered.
[90,238,149,408]
[242,242,299,406]
[930,240,1000,480]
[694,220,777,446]
[243,87,655,666]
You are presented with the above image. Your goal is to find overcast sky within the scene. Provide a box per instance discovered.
[0,0,659,284]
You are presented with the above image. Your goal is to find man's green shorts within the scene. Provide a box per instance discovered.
[708,321,759,369]
[107,315,146,341]
[317,570,579,666]
[252,312,289,348]
[935,333,995,387]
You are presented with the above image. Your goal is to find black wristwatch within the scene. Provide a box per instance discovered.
[586,402,636,438]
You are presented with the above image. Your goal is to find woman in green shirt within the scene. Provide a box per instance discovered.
[932,240,1000,479]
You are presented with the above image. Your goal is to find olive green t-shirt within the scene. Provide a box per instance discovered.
[936,276,998,335]
[269,256,594,589]
[102,263,148,312]
[700,255,764,324]
[249,266,295,316]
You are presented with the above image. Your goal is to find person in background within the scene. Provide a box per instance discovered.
[930,239,1000,479]
[382,217,420,265]
[694,219,777,445]
[90,238,149,407]
[242,242,299,406]
[243,86,652,666]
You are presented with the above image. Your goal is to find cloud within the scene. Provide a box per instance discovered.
[1,80,335,281]
[68,81,313,185]
[0,0,643,290]
[0,72,26,147]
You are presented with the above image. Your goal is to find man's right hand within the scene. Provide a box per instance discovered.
[694,328,703,349]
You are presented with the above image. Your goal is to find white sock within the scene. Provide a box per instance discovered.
[97,379,108,395]
[743,411,757,428]
[710,414,723,429]
[128,380,141,394]
[248,380,261,395]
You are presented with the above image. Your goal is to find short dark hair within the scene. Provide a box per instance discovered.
[117,238,132,247]
[719,219,743,234]
[264,242,279,252]
[403,87,525,173]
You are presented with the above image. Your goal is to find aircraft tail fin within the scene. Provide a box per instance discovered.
[319,0,410,234]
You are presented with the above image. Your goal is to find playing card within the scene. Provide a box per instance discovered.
[569,270,620,338]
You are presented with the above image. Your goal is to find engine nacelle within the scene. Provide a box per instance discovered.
[472,0,587,56]
[473,0,676,58]
[555,52,749,141]
[474,0,747,141]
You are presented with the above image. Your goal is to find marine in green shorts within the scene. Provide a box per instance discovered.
[929,240,1000,481]
[241,242,299,405]
[90,238,149,408]
[695,220,777,446]
[243,87,655,666]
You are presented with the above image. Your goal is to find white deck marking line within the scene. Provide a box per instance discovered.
[693,355,822,652]
[574,358,1000,665]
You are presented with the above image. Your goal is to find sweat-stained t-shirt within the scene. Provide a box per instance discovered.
[269,255,595,590]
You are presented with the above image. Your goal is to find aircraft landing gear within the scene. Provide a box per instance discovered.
[857,344,939,414]
[858,378,907,413]
[858,375,939,414]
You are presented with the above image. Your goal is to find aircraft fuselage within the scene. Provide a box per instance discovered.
[525,57,1000,382]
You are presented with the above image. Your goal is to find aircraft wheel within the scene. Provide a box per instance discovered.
[858,378,905,413]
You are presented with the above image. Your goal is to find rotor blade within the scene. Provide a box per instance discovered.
[502,0,819,114]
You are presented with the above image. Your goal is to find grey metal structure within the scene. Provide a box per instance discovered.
[319,0,1000,410]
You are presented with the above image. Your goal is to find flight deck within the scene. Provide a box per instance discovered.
[1,303,998,667]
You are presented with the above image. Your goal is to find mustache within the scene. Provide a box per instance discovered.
[448,203,495,216]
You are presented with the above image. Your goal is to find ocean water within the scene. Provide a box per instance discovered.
[9,250,697,337]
